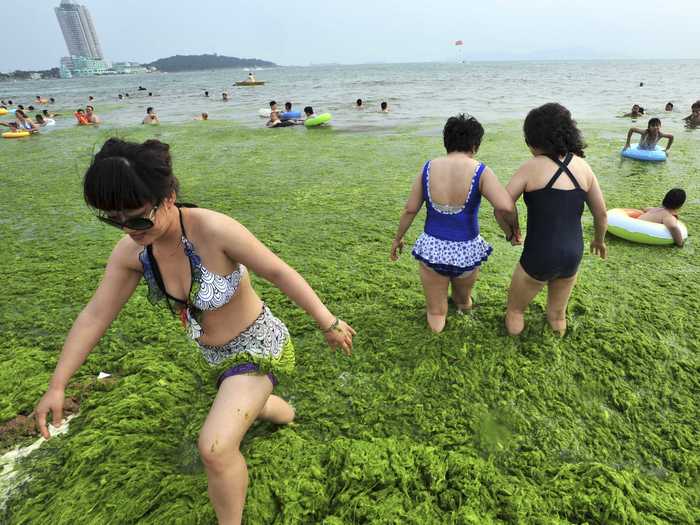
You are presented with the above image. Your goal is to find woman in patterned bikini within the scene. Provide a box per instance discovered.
[34,138,355,525]
[391,114,519,332]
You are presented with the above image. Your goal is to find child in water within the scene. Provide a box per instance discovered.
[638,188,687,247]
[624,118,673,152]
[684,100,700,127]
[622,104,644,118]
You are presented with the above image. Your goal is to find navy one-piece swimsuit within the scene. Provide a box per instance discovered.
[520,153,587,282]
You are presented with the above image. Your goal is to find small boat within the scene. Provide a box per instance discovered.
[234,80,265,86]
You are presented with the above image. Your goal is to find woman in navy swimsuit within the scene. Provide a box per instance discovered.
[391,114,519,332]
[505,103,608,336]
[34,138,355,524]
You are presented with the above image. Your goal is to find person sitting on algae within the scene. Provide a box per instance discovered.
[390,114,519,333]
[34,138,355,525]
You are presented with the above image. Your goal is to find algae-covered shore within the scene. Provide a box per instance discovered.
[1,121,699,524]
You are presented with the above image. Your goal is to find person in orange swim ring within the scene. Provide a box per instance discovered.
[74,108,91,125]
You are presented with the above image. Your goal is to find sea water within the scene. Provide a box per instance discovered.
[1,60,698,132]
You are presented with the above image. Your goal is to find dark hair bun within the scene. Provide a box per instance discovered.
[84,137,179,211]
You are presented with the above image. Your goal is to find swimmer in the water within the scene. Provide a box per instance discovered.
[142,107,160,125]
[85,105,101,124]
[683,100,700,127]
[622,104,644,118]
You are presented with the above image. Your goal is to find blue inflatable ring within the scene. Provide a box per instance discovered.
[621,144,666,162]
[280,111,301,120]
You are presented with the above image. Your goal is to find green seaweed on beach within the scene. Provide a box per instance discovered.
[1,120,699,524]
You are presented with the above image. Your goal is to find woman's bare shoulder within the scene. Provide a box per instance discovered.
[570,155,595,183]
[517,156,545,174]
[186,207,244,238]
[112,235,145,272]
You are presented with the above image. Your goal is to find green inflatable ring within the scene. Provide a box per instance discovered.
[304,113,332,127]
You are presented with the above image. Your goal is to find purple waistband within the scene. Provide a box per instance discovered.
[216,362,278,389]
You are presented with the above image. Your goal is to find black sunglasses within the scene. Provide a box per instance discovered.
[97,205,159,231]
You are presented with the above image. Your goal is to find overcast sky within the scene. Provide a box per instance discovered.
[3,0,699,71]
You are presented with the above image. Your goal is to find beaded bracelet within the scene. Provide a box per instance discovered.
[322,317,340,333]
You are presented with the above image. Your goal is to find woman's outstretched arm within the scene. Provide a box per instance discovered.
[216,214,355,353]
[36,238,142,438]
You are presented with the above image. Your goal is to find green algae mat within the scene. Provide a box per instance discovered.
[1,121,699,524]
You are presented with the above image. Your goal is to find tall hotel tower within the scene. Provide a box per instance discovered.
[54,0,104,59]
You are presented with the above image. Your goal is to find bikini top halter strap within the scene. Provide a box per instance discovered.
[144,204,194,306]
[177,204,189,239]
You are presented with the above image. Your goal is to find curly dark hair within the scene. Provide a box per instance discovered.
[83,138,179,211]
[443,114,484,154]
[523,103,586,160]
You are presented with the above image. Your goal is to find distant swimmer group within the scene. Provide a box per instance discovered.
[617,97,698,161]
[0,95,61,136]
[0,108,39,134]
[264,100,330,128]
[355,97,391,112]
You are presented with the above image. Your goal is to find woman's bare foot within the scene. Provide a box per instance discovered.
[505,310,525,336]
[454,295,473,313]
[426,312,446,333]
[547,316,567,336]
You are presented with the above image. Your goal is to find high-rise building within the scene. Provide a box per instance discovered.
[55,0,103,60]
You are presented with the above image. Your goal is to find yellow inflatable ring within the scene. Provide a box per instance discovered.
[2,131,31,139]
[0,108,8,116]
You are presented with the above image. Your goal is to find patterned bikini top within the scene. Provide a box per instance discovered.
[139,206,245,340]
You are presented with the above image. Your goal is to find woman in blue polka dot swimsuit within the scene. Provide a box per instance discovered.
[391,114,520,332]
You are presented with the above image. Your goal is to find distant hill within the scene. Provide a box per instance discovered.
[146,54,276,73]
